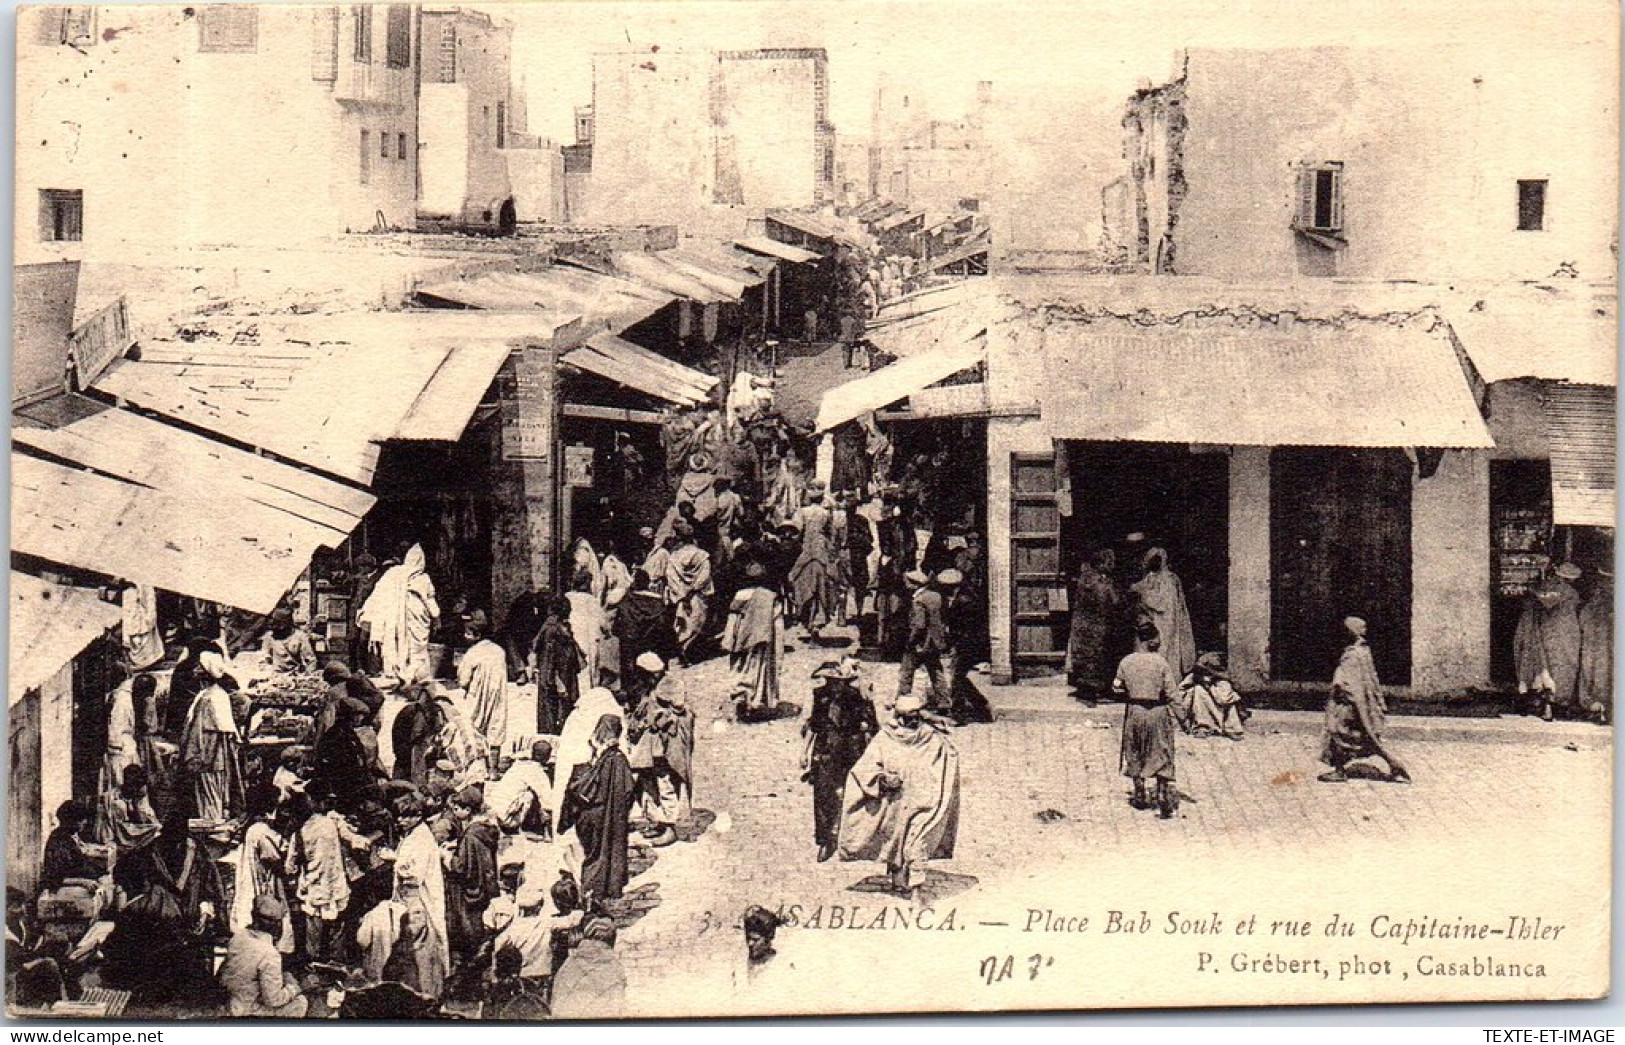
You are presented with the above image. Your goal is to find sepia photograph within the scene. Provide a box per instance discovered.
[6,0,1618,1022]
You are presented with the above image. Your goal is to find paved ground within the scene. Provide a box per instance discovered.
[540,622,1611,1016]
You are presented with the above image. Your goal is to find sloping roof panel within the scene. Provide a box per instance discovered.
[816,339,986,433]
[609,252,731,304]
[1037,322,1494,448]
[12,406,374,542]
[1448,295,1616,387]
[562,333,718,407]
[394,338,517,442]
[9,572,121,706]
[12,453,328,614]
[735,236,821,264]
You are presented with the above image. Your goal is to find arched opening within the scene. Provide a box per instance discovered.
[497,198,517,237]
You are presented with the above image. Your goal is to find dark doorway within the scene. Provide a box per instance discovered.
[497,198,517,237]
[1063,442,1230,655]
[1270,448,1412,685]
[1489,459,1553,685]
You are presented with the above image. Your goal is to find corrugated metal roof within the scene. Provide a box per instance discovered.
[9,572,121,706]
[1542,383,1616,527]
[562,333,718,407]
[816,337,986,433]
[12,452,328,614]
[1035,321,1494,448]
[12,405,374,544]
[735,236,821,264]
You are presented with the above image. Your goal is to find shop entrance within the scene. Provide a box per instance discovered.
[1490,459,1553,686]
[1270,447,1412,685]
[1062,442,1230,656]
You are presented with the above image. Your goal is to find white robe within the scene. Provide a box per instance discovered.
[358,545,440,684]
[456,639,509,753]
[391,822,450,997]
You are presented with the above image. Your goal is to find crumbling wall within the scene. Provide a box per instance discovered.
[1122,72,1188,274]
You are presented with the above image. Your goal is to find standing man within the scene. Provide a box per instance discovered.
[898,570,953,713]
[1113,624,1182,819]
[874,493,918,656]
[802,660,879,863]
[836,694,961,897]
[788,480,838,640]
[456,614,508,770]
[627,658,695,849]
[1319,616,1411,784]
[533,597,584,736]
[664,522,715,666]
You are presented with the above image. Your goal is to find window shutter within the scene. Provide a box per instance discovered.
[312,6,339,81]
[1328,168,1344,232]
[385,5,411,68]
[353,6,371,62]
[1294,167,1315,230]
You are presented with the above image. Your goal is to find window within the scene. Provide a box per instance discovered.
[35,7,96,46]
[1293,162,1344,236]
[496,102,506,148]
[39,189,83,242]
[381,129,390,158]
[352,5,372,62]
[1517,179,1548,231]
[360,130,370,184]
[385,4,411,68]
[198,5,257,52]
[398,132,407,161]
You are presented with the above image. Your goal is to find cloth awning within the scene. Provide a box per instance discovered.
[816,337,986,433]
[9,572,122,706]
[416,268,673,332]
[563,333,719,407]
[1541,383,1616,527]
[1036,322,1495,448]
[735,236,822,264]
[13,452,330,614]
[13,404,375,547]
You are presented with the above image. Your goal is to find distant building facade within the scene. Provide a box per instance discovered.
[16,4,421,260]
[418,6,518,231]
[1107,47,1619,281]
[586,48,834,226]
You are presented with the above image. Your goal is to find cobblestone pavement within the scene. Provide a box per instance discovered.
[517,624,1612,1015]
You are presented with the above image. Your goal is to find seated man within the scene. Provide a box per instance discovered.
[484,740,554,837]
[1176,653,1247,740]
[218,894,308,1018]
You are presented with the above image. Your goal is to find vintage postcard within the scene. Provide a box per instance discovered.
[7,0,1617,1021]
